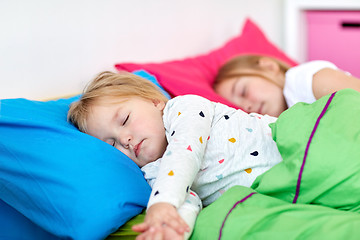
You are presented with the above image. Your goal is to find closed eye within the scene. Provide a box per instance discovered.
[123,114,129,125]
[105,139,116,147]
[232,79,245,99]
[234,80,246,98]
[242,86,246,97]
[231,79,238,98]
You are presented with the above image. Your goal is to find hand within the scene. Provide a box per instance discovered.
[135,224,184,240]
[132,203,190,235]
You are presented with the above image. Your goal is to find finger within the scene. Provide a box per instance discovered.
[153,229,163,240]
[132,222,150,232]
[167,213,190,232]
[164,217,189,234]
[135,232,146,240]
[177,217,190,232]
[144,227,162,240]
[136,228,157,240]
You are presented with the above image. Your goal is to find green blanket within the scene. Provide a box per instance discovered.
[191,89,360,239]
[192,186,360,239]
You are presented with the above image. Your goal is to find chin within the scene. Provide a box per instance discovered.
[146,155,159,164]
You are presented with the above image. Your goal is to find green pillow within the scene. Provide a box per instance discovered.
[252,89,360,212]
[106,212,144,240]
[191,185,360,240]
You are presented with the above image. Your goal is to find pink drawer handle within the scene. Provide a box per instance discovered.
[342,22,360,28]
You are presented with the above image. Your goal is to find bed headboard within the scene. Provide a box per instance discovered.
[0,0,284,100]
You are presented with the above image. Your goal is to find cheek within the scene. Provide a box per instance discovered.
[135,118,163,135]
[115,146,133,161]
[268,85,284,100]
[254,81,281,98]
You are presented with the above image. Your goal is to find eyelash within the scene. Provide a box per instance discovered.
[123,114,129,125]
[111,113,129,147]
[241,86,246,97]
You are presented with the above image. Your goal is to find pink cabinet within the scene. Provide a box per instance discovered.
[306,11,360,78]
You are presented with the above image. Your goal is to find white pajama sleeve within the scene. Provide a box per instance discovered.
[147,95,214,209]
[142,159,203,240]
[178,190,202,240]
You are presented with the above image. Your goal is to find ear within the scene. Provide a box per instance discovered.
[258,57,281,73]
[152,99,166,111]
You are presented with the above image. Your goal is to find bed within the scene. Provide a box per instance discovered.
[1,18,360,240]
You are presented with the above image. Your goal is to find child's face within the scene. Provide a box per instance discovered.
[215,75,287,117]
[86,96,168,167]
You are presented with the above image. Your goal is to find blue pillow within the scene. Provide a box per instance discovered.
[0,199,59,240]
[132,69,171,99]
[0,96,151,239]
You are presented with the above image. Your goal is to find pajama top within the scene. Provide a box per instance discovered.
[284,60,338,108]
[142,94,282,210]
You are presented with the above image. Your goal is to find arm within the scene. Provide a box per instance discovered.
[312,68,360,100]
[136,160,191,236]
[133,95,213,238]
[177,190,202,240]
[133,190,202,240]
[147,95,214,209]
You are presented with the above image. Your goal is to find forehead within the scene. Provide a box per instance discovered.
[88,97,124,117]
[86,96,147,123]
[86,102,121,132]
[90,95,132,116]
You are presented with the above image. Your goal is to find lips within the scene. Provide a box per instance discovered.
[134,140,143,158]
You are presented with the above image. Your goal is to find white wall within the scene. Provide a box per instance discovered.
[0,0,284,100]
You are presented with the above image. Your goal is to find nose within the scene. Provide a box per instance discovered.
[242,99,254,113]
[119,133,132,149]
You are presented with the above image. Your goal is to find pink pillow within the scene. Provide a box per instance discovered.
[115,18,298,109]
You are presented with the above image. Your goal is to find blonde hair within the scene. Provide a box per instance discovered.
[68,71,169,133]
[214,55,291,88]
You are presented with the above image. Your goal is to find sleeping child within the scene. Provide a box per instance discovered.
[213,54,360,117]
[67,71,282,239]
